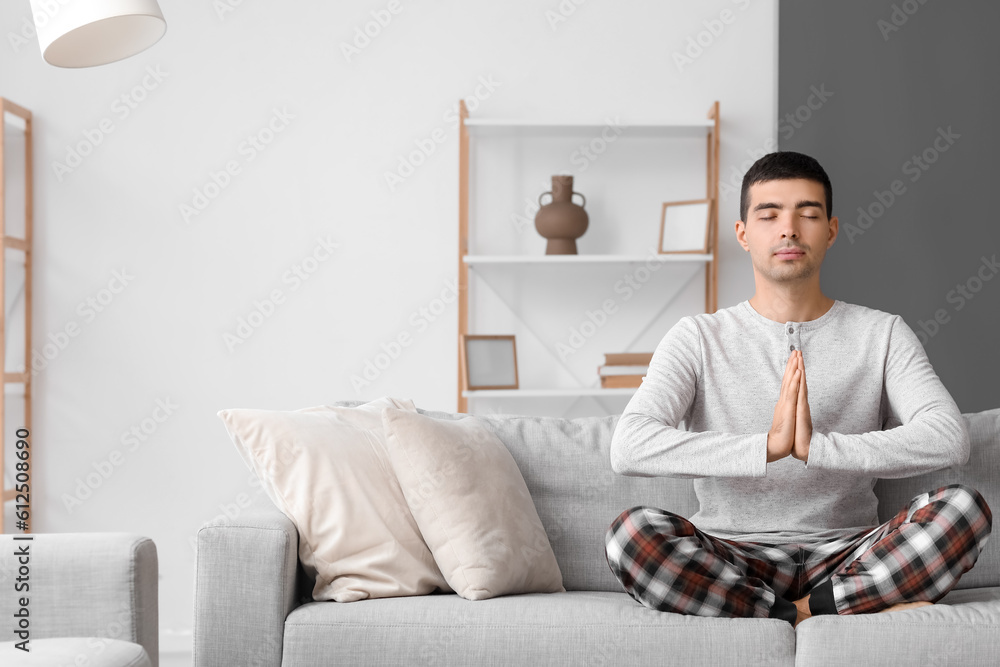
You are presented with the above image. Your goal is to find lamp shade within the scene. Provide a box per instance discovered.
[29,0,166,68]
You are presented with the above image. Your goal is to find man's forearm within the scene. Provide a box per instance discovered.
[804,412,968,477]
[611,412,768,479]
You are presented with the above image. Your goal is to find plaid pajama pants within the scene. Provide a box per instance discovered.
[604,483,992,624]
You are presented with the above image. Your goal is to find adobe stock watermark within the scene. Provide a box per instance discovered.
[340,0,404,63]
[719,84,834,202]
[925,626,978,666]
[52,65,169,182]
[213,0,247,21]
[383,76,502,193]
[31,268,134,376]
[8,0,71,53]
[81,604,152,664]
[778,84,834,143]
[179,107,295,224]
[842,126,959,244]
[673,0,752,73]
[406,441,475,512]
[556,247,664,360]
[223,235,340,352]
[188,471,270,555]
[912,253,998,346]
[17,602,137,663]
[510,117,625,234]
[416,628,465,666]
[61,397,179,513]
[545,0,589,31]
[7,14,36,54]
[351,277,459,393]
[878,0,931,41]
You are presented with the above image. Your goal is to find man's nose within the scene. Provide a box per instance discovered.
[780,217,800,238]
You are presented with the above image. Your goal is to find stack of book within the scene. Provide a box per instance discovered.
[598,352,654,388]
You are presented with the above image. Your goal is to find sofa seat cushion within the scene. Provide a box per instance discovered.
[281,591,796,667]
[794,586,1000,666]
[0,637,151,667]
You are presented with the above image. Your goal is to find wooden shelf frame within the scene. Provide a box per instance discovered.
[1,98,33,533]
[457,101,720,413]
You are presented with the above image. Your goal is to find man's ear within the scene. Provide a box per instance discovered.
[735,219,749,251]
[827,215,838,248]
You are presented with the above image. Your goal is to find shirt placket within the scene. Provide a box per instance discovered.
[785,322,801,352]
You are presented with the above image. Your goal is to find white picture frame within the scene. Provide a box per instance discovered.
[658,198,712,254]
[460,335,519,390]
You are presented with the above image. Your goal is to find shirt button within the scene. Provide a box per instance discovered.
[787,326,794,334]
[789,344,795,351]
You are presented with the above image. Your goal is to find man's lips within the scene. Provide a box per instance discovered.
[775,249,805,258]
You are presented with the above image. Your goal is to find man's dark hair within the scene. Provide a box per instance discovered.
[739,151,833,223]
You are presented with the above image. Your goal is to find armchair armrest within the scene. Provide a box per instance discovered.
[194,504,302,667]
[0,532,158,667]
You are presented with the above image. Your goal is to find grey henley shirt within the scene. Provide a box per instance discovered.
[610,298,970,545]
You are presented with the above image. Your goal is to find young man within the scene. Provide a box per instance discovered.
[604,151,992,627]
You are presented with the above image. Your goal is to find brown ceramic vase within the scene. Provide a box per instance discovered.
[534,175,588,255]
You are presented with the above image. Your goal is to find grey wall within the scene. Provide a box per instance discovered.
[779,0,1000,413]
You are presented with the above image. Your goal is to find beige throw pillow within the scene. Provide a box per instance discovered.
[381,406,565,600]
[217,396,451,602]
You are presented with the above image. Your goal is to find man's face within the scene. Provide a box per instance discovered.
[737,178,838,286]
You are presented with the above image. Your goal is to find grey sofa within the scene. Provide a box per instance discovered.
[194,402,1000,667]
[0,532,158,667]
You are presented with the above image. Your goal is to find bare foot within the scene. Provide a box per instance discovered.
[877,600,934,613]
[792,594,811,627]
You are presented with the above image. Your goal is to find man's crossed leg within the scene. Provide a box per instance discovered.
[604,483,992,626]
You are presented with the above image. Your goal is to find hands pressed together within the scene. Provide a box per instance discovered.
[767,349,812,464]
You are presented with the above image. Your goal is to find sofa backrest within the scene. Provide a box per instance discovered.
[334,401,998,594]
[451,406,999,594]
[415,407,700,593]
[874,407,999,591]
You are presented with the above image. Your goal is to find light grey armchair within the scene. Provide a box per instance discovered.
[0,532,158,667]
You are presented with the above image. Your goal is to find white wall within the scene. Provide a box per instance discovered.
[0,0,778,661]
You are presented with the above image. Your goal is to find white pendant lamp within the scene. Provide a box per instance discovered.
[29,0,167,68]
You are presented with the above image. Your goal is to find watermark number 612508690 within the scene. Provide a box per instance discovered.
[14,427,30,531]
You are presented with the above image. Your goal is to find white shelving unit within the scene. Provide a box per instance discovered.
[461,387,638,398]
[456,102,720,415]
[464,119,715,138]
[464,254,713,265]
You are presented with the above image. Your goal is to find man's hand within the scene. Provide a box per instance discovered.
[791,350,812,462]
[767,350,800,463]
[767,350,811,464]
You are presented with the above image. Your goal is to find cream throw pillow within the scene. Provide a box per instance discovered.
[381,406,565,600]
[217,396,451,602]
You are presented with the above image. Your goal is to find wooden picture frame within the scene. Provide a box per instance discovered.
[658,198,712,254]
[460,335,518,390]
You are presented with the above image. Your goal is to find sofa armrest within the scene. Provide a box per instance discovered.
[194,505,302,667]
[0,532,158,667]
